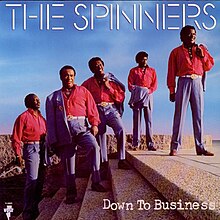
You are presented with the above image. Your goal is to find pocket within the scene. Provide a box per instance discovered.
[23,144,40,159]
[69,120,87,136]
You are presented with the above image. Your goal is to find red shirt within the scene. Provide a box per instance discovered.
[167,44,214,93]
[62,85,100,126]
[12,109,46,156]
[128,66,158,94]
[82,76,125,103]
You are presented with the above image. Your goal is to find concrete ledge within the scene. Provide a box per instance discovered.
[0,134,213,173]
[109,159,183,220]
[126,150,220,220]
[107,134,212,154]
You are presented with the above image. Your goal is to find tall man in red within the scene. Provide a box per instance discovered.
[12,94,46,220]
[167,25,214,156]
[82,57,130,178]
[128,51,158,151]
[46,65,106,204]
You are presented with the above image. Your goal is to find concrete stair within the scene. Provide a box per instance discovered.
[13,147,220,220]
[125,149,220,220]
[77,177,116,219]
[109,159,184,220]
[50,178,88,220]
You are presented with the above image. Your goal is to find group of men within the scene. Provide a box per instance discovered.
[11,25,214,220]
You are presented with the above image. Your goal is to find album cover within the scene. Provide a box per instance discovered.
[0,1,219,219]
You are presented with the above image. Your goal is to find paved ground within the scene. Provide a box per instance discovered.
[142,143,220,177]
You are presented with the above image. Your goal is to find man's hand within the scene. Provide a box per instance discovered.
[169,93,175,102]
[195,45,204,58]
[15,155,23,167]
[91,126,98,136]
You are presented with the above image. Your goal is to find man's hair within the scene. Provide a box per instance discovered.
[180,25,196,42]
[135,51,148,63]
[59,65,76,77]
[88,57,104,73]
[24,93,37,108]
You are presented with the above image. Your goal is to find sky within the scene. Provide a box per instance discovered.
[0,1,220,139]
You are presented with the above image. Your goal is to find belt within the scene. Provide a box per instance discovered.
[23,141,40,144]
[180,74,202,80]
[97,102,114,107]
[67,115,85,121]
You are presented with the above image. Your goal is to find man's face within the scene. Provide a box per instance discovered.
[93,60,104,77]
[30,95,40,110]
[60,68,75,89]
[182,28,196,46]
[138,57,148,68]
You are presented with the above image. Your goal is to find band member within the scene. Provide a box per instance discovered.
[12,94,46,220]
[167,25,214,156]
[82,57,130,179]
[128,51,158,151]
[46,65,106,204]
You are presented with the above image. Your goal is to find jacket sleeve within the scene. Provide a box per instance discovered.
[201,44,214,72]
[108,82,125,103]
[85,89,100,126]
[46,95,58,146]
[167,49,177,94]
[11,115,24,156]
[149,68,158,94]
[128,69,135,92]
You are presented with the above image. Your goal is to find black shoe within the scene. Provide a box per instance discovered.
[148,146,157,151]
[91,183,107,192]
[197,150,214,156]
[118,160,131,170]
[65,194,77,204]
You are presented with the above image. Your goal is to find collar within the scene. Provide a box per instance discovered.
[27,108,41,117]
[62,84,77,92]
[137,65,149,69]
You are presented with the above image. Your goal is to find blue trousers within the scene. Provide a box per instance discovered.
[97,104,126,162]
[132,106,154,149]
[171,77,205,153]
[61,119,101,195]
[22,143,45,220]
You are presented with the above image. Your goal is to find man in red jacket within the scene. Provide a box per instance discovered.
[12,94,46,220]
[46,65,106,204]
[167,25,214,156]
[82,57,130,179]
[128,51,158,151]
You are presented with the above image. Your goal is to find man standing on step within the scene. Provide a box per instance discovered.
[12,93,46,220]
[167,25,214,156]
[46,65,106,204]
[128,51,158,151]
[82,57,130,180]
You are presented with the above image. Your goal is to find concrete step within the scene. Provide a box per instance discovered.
[77,176,117,220]
[14,188,66,220]
[109,159,184,220]
[14,178,88,220]
[126,150,220,220]
[51,177,88,220]
[36,187,66,220]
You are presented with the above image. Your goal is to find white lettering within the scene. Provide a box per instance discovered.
[137,200,151,210]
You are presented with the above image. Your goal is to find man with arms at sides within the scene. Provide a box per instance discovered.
[82,57,130,180]
[12,94,46,220]
[46,65,106,204]
[128,51,158,151]
[167,25,214,156]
